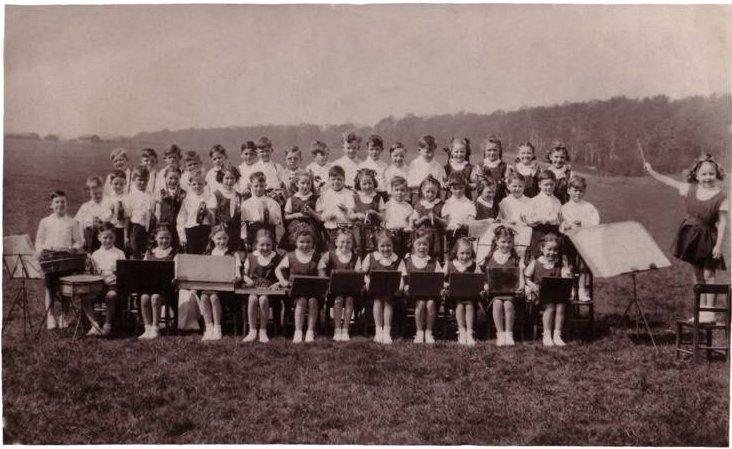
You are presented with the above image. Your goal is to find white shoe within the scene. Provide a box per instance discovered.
[552,331,566,347]
[149,326,159,339]
[138,326,151,340]
[201,326,212,341]
[209,325,222,341]
[374,327,383,343]
[457,329,467,345]
[578,289,592,302]
[100,324,112,337]
[465,332,476,347]
[258,329,269,343]
[333,328,342,341]
[341,330,350,342]
[543,333,554,346]
[504,332,515,346]
[86,325,101,336]
[304,330,315,343]
[424,330,435,344]
[292,330,304,343]
[382,330,393,345]
[414,330,425,344]
[46,314,58,330]
[496,331,505,347]
[57,314,68,329]
[242,330,258,342]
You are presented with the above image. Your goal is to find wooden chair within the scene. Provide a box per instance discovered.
[676,284,731,362]
[566,271,595,339]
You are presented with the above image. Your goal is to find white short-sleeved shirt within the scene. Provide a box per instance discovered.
[241,196,283,225]
[384,200,413,230]
[527,192,561,224]
[125,189,154,229]
[106,192,128,229]
[316,188,355,229]
[74,199,113,229]
[91,246,126,276]
[358,158,388,191]
[442,196,477,230]
[331,156,362,188]
[177,190,217,231]
[407,158,447,189]
[499,194,531,223]
[560,200,600,228]
[35,214,84,252]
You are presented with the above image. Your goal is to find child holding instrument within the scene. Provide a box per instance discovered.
[508,142,540,198]
[316,165,355,249]
[213,164,243,251]
[444,137,475,199]
[205,144,229,194]
[282,146,303,195]
[361,230,402,344]
[107,169,128,251]
[358,134,388,197]
[237,141,259,197]
[384,142,408,197]
[646,154,728,323]
[546,142,572,204]
[138,224,178,339]
[86,223,126,337]
[305,140,331,193]
[407,135,447,204]
[383,176,414,258]
[442,172,476,253]
[444,237,479,346]
[155,166,186,250]
[319,228,359,341]
[525,170,561,259]
[241,229,284,343]
[472,137,507,203]
[75,176,112,254]
[275,228,322,343]
[177,171,217,254]
[241,171,285,250]
[282,170,320,251]
[559,176,600,302]
[524,233,572,346]
[400,229,443,344]
[36,190,84,329]
[125,166,154,260]
[155,144,182,196]
[351,169,384,258]
[104,147,131,196]
[332,131,362,188]
[481,226,525,346]
[410,175,445,262]
[197,225,235,341]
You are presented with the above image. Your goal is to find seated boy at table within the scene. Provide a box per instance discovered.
[86,222,126,336]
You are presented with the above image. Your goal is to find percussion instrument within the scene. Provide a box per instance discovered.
[59,274,105,297]
[174,254,237,291]
[235,286,287,296]
[39,250,87,275]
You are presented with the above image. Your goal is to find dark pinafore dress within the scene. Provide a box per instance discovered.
[517,165,540,198]
[353,193,381,258]
[480,161,508,203]
[156,188,186,250]
[412,200,444,261]
[475,198,499,220]
[213,190,243,252]
[445,260,479,307]
[282,194,321,252]
[550,166,572,204]
[323,250,359,306]
[445,162,474,199]
[286,251,321,303]
[530,258,563,304]
[246,251,284,288]
[673,184,727,270]
[404,255,438,304]
[142,248,177,302]
[482,251,521,303]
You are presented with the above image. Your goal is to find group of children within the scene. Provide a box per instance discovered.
[36,133,607,345]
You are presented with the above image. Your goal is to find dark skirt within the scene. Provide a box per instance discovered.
[673,223,726,270]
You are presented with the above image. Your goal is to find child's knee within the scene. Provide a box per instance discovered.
[151,294,162,306]
[333,297,344,307]
[258,295,269,307]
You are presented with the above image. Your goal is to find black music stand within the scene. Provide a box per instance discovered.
[367,271,402,297]
[407,272,444,299]
[621,266,659,349]
[448,273,485,301]
[539,277,574,304]
[487,267,521,296]
[329,270,365,296]
[2,235,43,337]
[291,275,330,298]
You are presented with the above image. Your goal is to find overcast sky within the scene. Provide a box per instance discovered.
[5,4,731,138]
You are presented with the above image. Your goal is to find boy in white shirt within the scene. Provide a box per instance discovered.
[383,176,414,257]
[358,134,388,196]
[106,169,129,251]
[384,142,409,196]
[155,145,182,196]
[306,140,331,193]
[237,141,259,197]
[407,135,447,203]
[499,172,533,257]
[75,176,112,253]
[442,172,477,251]
[282,146,303,195]
[560,176,600,301]
[251,137,286,193]
[125,166,155,260]
[140,148,160,195]
[86,223,126,336]
[176,171,217,254]
[316,165,356,249]
[332,131,362,188]
[103,147,132,196]
[241,171,285,249]
[205,145,228,195]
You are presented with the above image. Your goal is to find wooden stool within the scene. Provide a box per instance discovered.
[676,284,731,362]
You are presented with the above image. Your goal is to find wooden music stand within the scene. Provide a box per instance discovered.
[448,272,485,301]
[538,277,574,304]
[329,270,365,296]
[367,270,402,297]
[174,254,237,291]
[290,275,330,298]
[407,272,444,298]
[487,267,521,296]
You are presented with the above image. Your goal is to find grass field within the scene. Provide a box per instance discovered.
[2,138,730,445]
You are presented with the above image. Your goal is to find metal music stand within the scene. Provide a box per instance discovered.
[2,235,43,338]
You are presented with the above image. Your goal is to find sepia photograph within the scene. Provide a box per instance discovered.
[2,3,731,445]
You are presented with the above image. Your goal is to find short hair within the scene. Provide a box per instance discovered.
[216,164,241,183]
[448,237,476,261]
[447,171,467,188]
[290,169,314,193]
[153,223,173,237]
[389,142,405,153]
[164,144,182,157]
[254,228,274,243]
[541,232,562,248]
[411,228,432,246]
[328,165,345,179]
[506,171,525,185]
[285,145,301,156]
[568,176,587,191]
[141,148,158,161]
[390,175,407,189]
[189,170,205,184]
[419,175,440,196]
[478,176,498,195]
[240,141,257,152]
[293,227,316,243]
[546,141,570,163]
[335,228,356,246]
[537,169,557,183]
[374,230,394,246]
[109,169,127,181]
[366,134,384,149]
[446,137,471,160]
[515,142,536,162]
[209,224,228,240]
[183,150,201,164]
[256,137,273,150]
[249,171,266,184]
[85,176,104,189]
[109,147,128,161]
[342,131,361,145]
[354,168,378,191]
[483,136,503,159]
[417,135,436,151]
[209,144,227,158]
[98,222,117,235]
[49,190,67,201]
[163,165,182,178]
[311,140,329,156]
[131,165,150,181]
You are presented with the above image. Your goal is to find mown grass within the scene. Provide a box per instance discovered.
[3,138,730,445]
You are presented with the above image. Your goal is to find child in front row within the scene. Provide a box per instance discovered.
[275,229,321,343]
[241,229,284,343]
[383,176,414,257]
[138,224,178,339]
[362,231,402,344]
[524,233,572,347]
[86,223,126,336]
[400,229,443,344]
[319,229,359,341]
[444,237,479,346]
[197,225,235,341]
[481,226,525,346]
